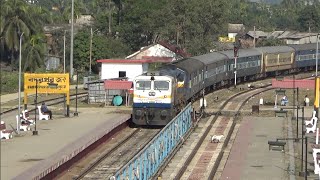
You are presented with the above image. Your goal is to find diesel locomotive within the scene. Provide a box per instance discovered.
[132,43,318,126]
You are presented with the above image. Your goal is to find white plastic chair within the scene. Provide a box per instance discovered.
[314,151,320,174]
[305,117,318,126]
[16,115,31,131]
[22,110,35,125]
[306,117,318,133]
[37,106,49,120]
[0,121,13,139]
[306,111,317,124]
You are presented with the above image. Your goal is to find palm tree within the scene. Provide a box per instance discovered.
[23,34,47,72]
[1,0,50,68]
[2,0,31,67]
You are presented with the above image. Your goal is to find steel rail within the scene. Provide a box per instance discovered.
[172,85,272,180]
[0,92,88,115]
[71,128,162,179]
[73,128,142,180]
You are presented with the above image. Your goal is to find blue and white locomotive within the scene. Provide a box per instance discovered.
[132,73,178,125]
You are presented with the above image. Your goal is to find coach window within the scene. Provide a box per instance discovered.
[119,71,126,78]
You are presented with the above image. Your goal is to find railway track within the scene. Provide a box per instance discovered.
[16,73,310,179]
[156,85,274,180]
[0,92,88,116]
[61,127,162,179]
[67,74,311,180]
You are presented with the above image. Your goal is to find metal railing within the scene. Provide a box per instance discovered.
[111,103,192,180]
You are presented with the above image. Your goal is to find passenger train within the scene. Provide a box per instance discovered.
[132,43,318,126]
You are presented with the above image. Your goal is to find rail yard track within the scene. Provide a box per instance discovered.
[155,85,274,180]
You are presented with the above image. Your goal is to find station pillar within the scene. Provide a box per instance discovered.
[315,77,320,118]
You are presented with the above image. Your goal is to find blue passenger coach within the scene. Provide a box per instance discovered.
[288,43,318,71]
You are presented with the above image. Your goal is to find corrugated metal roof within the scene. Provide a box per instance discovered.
[277,31,298,39]
[228,24,245,33]
[279,32,318,39]
[269,31,284,38]
[104,80,133,90]
[247,31,268,38]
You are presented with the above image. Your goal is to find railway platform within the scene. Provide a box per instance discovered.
[0,106,131,180]
[219,106,315,180]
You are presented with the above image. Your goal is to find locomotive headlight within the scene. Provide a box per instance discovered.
[136,110,142,116]
[164,95,167,98]
[160,110,167,117]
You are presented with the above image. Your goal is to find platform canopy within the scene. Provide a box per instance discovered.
[272,78,314,89]
[104,80,133,90]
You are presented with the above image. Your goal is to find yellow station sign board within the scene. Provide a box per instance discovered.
[24,73,70,94]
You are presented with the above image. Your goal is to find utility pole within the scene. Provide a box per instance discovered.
[70,0,74,78]
[89,28,98,75]
[233,40,240,87]
[316,34,319,118]
[64,30,66,73]
[316,34,319,77]
[63,30,66,116]
[18,32,24,134]
[253,26,256,48]
[90,28,93,75]
[108,0,112,34]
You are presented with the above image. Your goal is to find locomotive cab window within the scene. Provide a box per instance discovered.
[154,81,170,90]
[135,80,151,90]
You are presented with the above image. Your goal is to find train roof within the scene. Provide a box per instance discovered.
[172,58,204,73]
[134,75,174,81]
[287,43,317,51]
[255,46,295,53]
[192,52,228,65]
[219,48,261,59]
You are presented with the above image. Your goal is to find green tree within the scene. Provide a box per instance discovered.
[1,0,31,66]
[1,0,50,69]
[22,34,47,72]
[73,29,130,73]
[298,5,320,32]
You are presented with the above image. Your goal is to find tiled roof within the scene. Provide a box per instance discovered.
[104,80,133,90]
[97,59,153,63]
[272,79,314,89]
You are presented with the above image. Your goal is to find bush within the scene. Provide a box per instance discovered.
[0,71,21,95]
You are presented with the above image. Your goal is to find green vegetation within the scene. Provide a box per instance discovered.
[0,71,20,95]
[1,0,320,93]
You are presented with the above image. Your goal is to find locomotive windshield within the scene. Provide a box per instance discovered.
[154,81,170,91]
[135,80,151,90]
